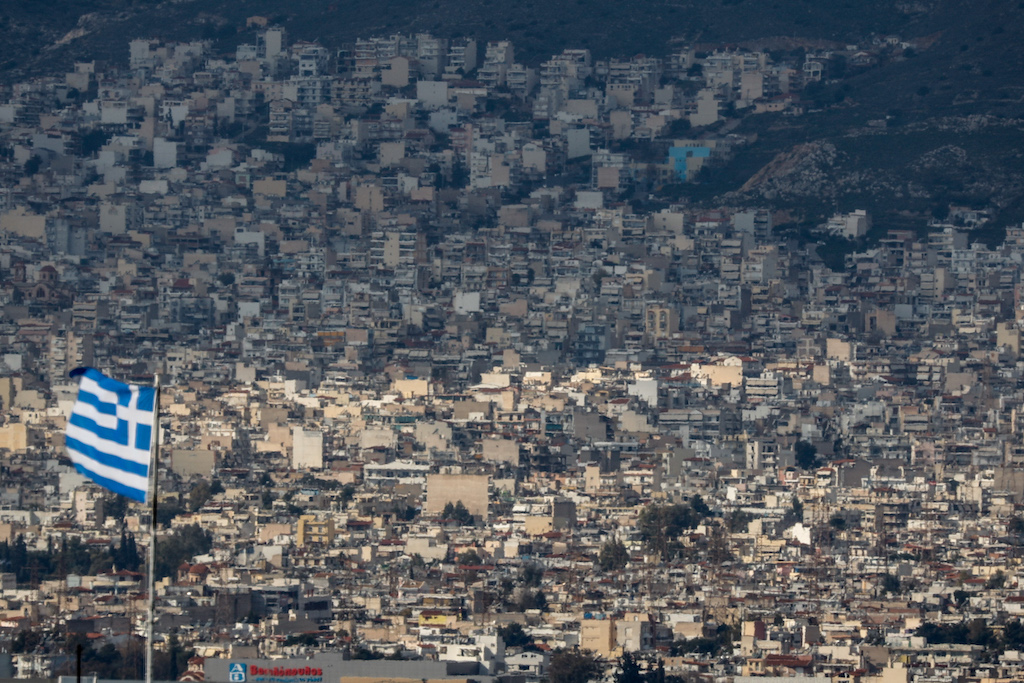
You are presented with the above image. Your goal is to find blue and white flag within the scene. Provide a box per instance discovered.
[65,367,156,503]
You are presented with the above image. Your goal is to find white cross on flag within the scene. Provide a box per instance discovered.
[65,367,156,502]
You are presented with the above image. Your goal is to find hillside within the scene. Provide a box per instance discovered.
[682,0,1024,240]
[0,0,968,80]
[2,0,1024,240]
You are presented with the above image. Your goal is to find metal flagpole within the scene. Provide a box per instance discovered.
[145,373,161,683]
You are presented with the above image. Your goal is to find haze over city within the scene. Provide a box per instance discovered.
[2,3,1024,683]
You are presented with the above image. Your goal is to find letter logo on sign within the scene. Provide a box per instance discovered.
[229,663,247,683]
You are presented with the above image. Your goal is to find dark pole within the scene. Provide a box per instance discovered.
[77,643,82,683]
[146,375,161,683]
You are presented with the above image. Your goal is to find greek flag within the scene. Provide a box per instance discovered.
[65,368,156,503]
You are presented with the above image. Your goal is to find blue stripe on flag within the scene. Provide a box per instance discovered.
[72,390,119,416]
[68,411,129,444]
[64,434,150,478]
[68,459,149,502]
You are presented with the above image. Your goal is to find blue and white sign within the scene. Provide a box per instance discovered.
[229,663,247,683]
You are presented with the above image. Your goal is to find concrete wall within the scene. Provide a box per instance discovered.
[481,438,519,465]
[170,449,216,477]
[425,474,489,518]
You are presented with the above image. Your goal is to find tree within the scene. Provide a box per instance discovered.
[105,494,129,521]
[80,129,113,155]
[598,539,629,571]
[985,570,1006,589]
[520,563,544,587]
[650,661,668,683]
[285,633,320,647]
[458,549,483,566]
[113,530,141,572]
[153,634,193,681]
[671,624,736,657]
[408,553,426,579]
[90,546,115,575]
[517,589,547,611]
[794,441,820,470]
[1004,620,1024,649]
[55,536,96,577]
[666,118,691,137]
[499,622,532,648]
[706,524,733,564]
[617,652,644,683]
[339,484,356,508]
[968,618,997,649]
[915,619,996,649]
[549,650,601,683]
[690,495,711,517]
[156,500,186,526]
[727,509,754,533]
[637,503,704,557]
[442,500,475,525]
[23,155,41,176]
[153,524,213,580]
[12,629,43,653]
[89,642,124,678]
[188,480,212,512]
[450,157,469,188]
